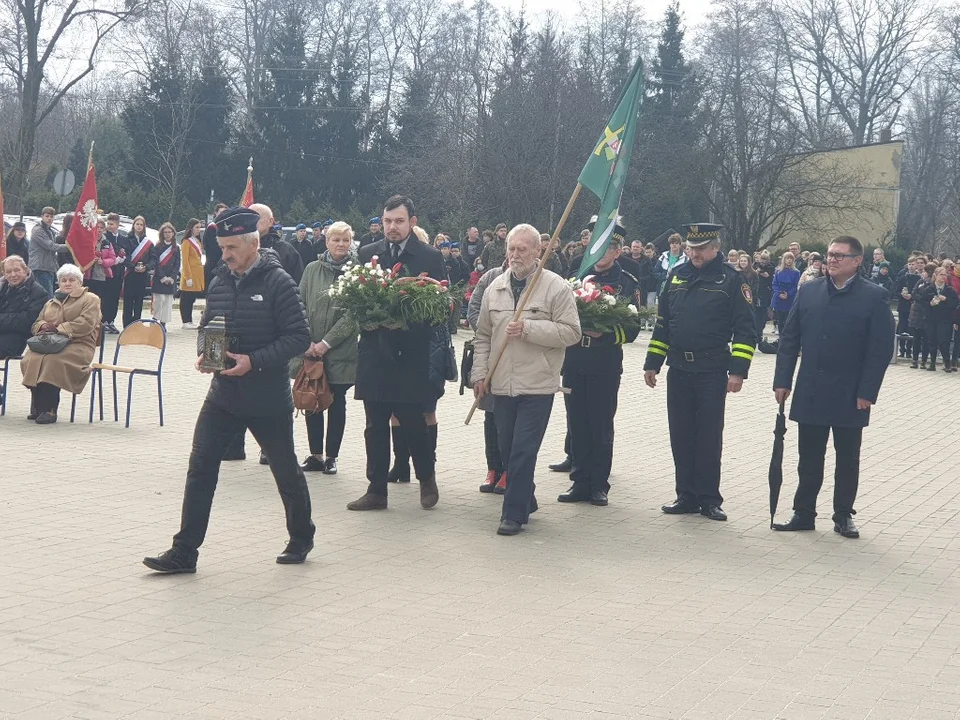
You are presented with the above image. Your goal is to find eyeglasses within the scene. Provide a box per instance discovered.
[826,252,859,261]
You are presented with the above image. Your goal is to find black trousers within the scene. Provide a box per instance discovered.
[30,382,61,413]
[494,394,553,524]
[666,368,727,506]
[101,275,123,324]
[754,306,767,338]
[910,326,927,363]
[172,399,315,555]
[304,383,352,458]
[484,411,504,473]
[896,309,913,354]
[363,400,433,496]
[122,288,146,327]
[775,309,789,332]
[564,372,620,493]
[795,423,862,521]
[180,292,201,323]
[926,320,953,368]
[86,279,108,319]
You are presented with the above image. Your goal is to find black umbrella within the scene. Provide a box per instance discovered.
[768,400,788,529]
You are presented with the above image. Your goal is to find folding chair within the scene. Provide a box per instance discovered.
[0,356,23,416]
[91,320,167,428]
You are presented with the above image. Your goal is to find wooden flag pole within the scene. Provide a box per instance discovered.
[464,183,583,425]
[87,141,95,170]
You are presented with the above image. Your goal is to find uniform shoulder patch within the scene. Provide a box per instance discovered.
[741,283,753,304]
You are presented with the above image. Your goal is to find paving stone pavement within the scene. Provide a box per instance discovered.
[2,321,960,720]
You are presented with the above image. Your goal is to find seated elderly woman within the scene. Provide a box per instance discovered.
[20,263,101,424]
[0,255,51,400]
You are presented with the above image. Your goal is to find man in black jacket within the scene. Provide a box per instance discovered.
[349,195,445,511]
[773,235,894,539]
[203,202,229,290]
[144,207,315,573]
[252,203,303,284]
[558,237,640,507]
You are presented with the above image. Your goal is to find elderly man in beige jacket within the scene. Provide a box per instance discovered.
[472,224,581,536]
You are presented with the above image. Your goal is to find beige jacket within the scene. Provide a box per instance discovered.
[21,288,100,394]
[472,269,581,397]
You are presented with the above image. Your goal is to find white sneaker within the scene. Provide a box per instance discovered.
[182,322,196,329]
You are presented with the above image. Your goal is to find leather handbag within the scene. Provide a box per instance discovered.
[292,358,334,413]
[26,333,70,354]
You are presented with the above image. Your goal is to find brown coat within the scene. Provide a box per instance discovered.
[20,288,101,394]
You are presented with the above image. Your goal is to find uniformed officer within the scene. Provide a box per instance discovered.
[558,230,640,506]
[643,223,756,521]
[143,207,316,573]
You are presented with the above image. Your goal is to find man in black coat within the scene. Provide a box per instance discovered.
[143,207,315,573]
[349,195,445,511]
[252,203,303,284]
[773,235,894,539]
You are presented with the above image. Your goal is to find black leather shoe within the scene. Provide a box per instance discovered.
[834,516,860,538]
[909,362,918,369]
[701,505,727,521]
[301,456,326,472]
[387,464,411,483]
[590,490,608,506]
[143,548,197,574]
[497,519,522,536]
[277,541,313,564]
[557,485,592,503]
[548,458,572,472]
[322,458,338,475]
[772,514,815,531]
[661,498,701,514]
[35,411,57,425]
[259,452,270,465]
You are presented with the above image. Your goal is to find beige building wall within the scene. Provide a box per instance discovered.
[773,140,902,250]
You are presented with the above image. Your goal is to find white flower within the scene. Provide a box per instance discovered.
[627,304,638,315]
[603,295,617,306]
[328,287,338,297]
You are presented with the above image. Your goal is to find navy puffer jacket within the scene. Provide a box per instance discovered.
[200,249,309,416]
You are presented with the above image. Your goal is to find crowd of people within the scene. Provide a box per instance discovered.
[0,193,936,564]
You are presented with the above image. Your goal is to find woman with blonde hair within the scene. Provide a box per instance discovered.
[294,221,358,474]
[20,264,101,424]
[150,222,179,327]
[771,251,800,332]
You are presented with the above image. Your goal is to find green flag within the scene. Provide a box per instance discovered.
[577,59,644,279]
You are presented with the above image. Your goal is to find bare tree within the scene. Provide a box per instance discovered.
[701,0,869,251]
[771,0,936,146]
[0,0,144,212]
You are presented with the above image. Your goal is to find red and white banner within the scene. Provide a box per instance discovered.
[66,164,99,271]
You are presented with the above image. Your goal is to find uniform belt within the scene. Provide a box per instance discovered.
[668,347,728,363]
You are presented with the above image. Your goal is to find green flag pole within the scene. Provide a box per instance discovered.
[464,183,583,426]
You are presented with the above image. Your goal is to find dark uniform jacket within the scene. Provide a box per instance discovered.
[202,222,222,288]
[563,263,640,377]
[259,230,303,284]
[150,242,180,294]
[358,232,384,250]
[120,233,155,294]
[0,274,50,357]
[292,237,318,270]
[644,254,757,378]
[201,249,309,417]
[355,234,446,404]
[444,255,470,287]
[774,274,894,428]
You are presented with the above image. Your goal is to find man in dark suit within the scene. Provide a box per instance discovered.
[773,235,894,539]
[349,195,446,511]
